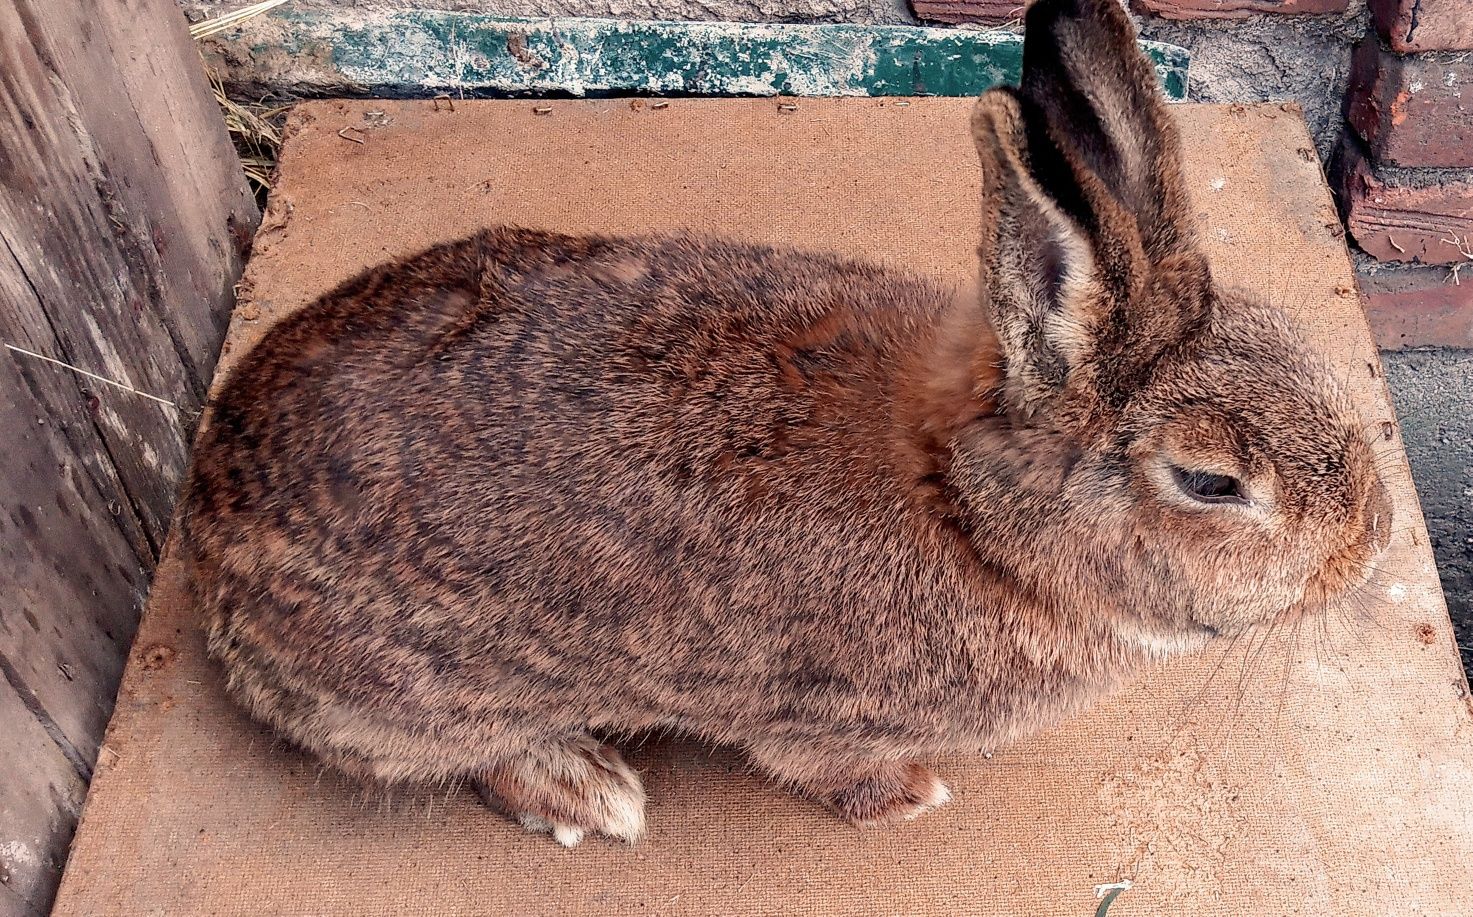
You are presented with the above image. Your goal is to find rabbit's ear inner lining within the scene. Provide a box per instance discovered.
[972,89,1122,411]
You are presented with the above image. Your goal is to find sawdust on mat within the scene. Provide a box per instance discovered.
[1099,736,1245,907]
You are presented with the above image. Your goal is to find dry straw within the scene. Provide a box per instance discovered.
[4,344,182,411]
[208,68,286,192]
[192,1,292,194]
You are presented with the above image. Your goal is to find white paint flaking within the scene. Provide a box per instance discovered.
[0,840,38,869]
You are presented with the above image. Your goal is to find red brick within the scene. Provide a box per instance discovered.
[1347,38,1473,168]
[1370,0,1473,52]
[1129,0,1347,20]
[1358,260,1473,348]
[1335,140,1473,265]
[910,0,1028,23]
[914,0,1349,23]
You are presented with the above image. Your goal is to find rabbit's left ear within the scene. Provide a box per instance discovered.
[971,0,1212,418]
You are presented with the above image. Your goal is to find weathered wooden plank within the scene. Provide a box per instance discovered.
[201,12,1190,100]
[0,678,87,917]
[0,0,256,912]
[1,880,40,917]
[1,324,150,773]
[1,1,256,548]
[0,229,156,573]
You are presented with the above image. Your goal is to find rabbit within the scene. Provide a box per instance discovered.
[181,0,1391,848]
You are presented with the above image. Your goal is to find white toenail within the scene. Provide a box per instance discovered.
[554,825,585,847]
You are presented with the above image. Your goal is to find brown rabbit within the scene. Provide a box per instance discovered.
[182,0,1391,847]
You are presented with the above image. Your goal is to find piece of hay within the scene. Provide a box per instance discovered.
[188,0,290,40]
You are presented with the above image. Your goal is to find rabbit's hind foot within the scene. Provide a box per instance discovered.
[473,734,647,847]
[748,742,952,826]
[825,760,952,826]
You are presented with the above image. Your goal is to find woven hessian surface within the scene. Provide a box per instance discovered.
[53,99,1473,917]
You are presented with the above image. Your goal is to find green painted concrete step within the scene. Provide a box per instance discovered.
[214,11,1189,100]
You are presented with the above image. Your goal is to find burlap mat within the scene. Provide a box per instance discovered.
[53,99,1473,917]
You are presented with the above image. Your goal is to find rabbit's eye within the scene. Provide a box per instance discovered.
[1171,466,1247,505]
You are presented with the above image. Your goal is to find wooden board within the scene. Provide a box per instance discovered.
[198,11,1188,100]
[52,99,1473,916]
[0,2,256,913]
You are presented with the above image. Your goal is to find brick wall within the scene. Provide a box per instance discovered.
[911,0,1473,349]
[1338,0,1472,347]
[912,0,1353,21]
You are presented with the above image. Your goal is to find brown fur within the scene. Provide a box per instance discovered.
[181,0,1390,845]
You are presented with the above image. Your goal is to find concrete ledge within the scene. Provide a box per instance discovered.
[198,10,1189,99]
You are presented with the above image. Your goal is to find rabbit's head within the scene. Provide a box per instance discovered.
[963,0,1391,644]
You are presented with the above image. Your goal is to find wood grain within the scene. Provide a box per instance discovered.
[0,681,86,917]
[0,0,256,911]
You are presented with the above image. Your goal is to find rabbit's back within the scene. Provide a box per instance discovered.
[185,227,977,757]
